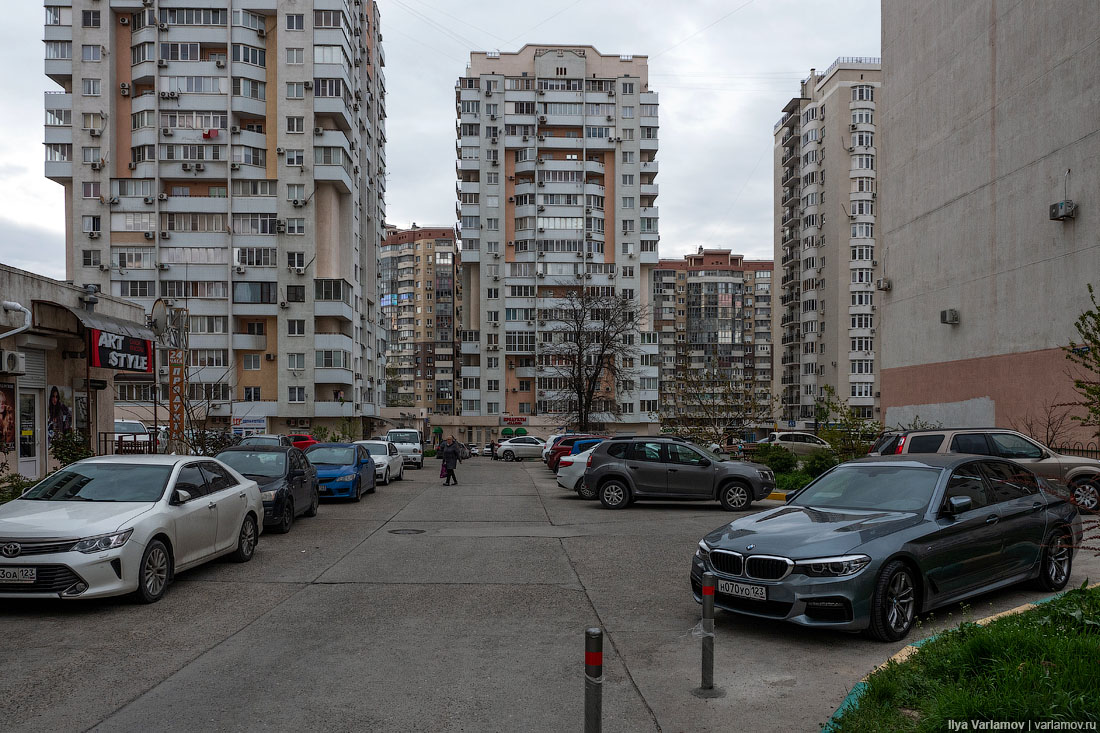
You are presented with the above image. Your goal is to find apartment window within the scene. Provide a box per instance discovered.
[851,245,874,261]
[851,315,874,329]
[287,48,304,65]
[313,10,343,28]
[286,13,304,30]
[131,42,155,65]
[285,149,304,166]
[287,218,305,234]
[232,44,266,67]
[852,177,876,193]
[82,79,101,96]
[45,7,63,25]
[119,281,153,298]
[234,247,277,266]
[232,77,266,100]
[851,359,874,375]
[242,354,261,370]
[45,109,71,126]
[45,41,72,60]
[82,182,101,198]
[851,222,875,239]
[286,116,304,134]
[163,280,228,298]
[851,201,875,216]
[189,316,227,334]
[161,42,200,61]
[852,85,874,102]
[852,109,873,125]
[232,180,277,197]
[81,45,102,62]
[232,213,277,234]
[315,350,351,369]
[233,282,278,303]
[853,154,875,170]
[621,106,634,119]
[314,78,343,98]
[851,269,874,284]
[288,386,305,403]
[286,184,305,202]
[287,252,305,268]
[288,353,305,369]
[82,250,101,267]
[622,151,635,163]
[286,285,305,302]
[622,174,634,186]
[486,172,499,185]
[315,279,350,303]
[243,387,262,402]
[585,126,610,139]
[288,320,306,336]
[852,132,874,148]
[82,10,100,27]
[851,292,874,306]
[81,215,101,233]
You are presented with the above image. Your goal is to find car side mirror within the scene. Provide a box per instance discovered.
[289,469,304,479]
[699,458,711,468]
[946,495,972,516]
[171,489,192,505]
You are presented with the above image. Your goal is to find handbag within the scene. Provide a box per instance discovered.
[439,463,448,479]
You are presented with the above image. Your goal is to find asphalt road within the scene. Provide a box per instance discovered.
[1,457,1097,732]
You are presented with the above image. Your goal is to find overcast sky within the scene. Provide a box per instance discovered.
[0,0,879,280]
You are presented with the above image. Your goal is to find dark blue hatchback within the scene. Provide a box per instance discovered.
[305,443,376,501]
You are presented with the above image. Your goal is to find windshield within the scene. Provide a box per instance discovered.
[216,451,286,478]
[22,464,172,502]
[306,446,356,465]
[790,465,942,512]
[360,443,388,456]
[387,431,420,444]
[241,437,281,446]
[114,422,147,435]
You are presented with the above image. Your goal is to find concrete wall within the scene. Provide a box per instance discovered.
[879,0,1100,437]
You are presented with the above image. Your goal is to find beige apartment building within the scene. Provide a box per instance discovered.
[380,225,460,418]
[653,249,774,440]
[773,58,882,429]
[879,2,1099,435]
[443,45,662,444]
[43,1,388,437]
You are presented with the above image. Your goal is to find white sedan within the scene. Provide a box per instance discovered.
[354,441,405,485]
[0,455,262,603]
[556,447,598,500]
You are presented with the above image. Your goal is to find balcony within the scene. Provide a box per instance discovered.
[232,333,267,351]
[314,401,357,418]
[315,368,354,385]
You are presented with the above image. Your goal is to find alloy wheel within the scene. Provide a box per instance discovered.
[240,519,256,557]
[1047,536,1071,586]
[602,484,625,507]
[724,485,749,510]
[1072,481,1099,511]
[144,546,169,597]
[885,571,915,633]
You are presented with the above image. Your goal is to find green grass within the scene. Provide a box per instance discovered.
[830,583,1100,731]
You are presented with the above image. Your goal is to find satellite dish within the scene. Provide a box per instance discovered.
[150,299,169,338]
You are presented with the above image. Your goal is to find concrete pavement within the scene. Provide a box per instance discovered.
[1,457,1096,732]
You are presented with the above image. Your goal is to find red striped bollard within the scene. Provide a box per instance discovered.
[700,572,716,691]
[585,627,603,733]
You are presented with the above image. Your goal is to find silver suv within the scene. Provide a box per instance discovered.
[584,437,776,511]
[870,428,1100,510]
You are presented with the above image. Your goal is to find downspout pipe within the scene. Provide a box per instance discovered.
[0,301,31,341]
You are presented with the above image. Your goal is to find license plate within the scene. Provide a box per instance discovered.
[718,579,766,601]
[0,567,36,584]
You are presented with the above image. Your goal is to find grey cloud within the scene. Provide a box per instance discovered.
[0,217,67,280]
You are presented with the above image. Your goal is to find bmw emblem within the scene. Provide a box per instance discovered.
[746,544,756,551]
[1,542,21,559]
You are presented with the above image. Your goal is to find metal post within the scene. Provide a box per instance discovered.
[584,627,603,733]
[701,572,715,690]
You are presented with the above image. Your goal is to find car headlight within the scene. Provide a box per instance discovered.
[71,529,133,554]
[794,555,871,577]
[695,540,710,560]
[260,490,278,501]
[336,473,357,482]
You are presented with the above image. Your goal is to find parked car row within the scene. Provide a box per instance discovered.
[0,439,386,604]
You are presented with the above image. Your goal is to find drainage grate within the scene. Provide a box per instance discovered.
[388,529,426,535]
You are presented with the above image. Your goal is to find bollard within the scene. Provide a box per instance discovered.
[692,572,724,698]
[584,627,603,733]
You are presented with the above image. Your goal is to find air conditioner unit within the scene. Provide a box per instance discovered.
[585,273,592,279]
[275,221,286,233]
[608,272,616,279]
[265,353,276,362]
[870,328,876,335]
[234,265,245,274]
[490,137,498,145]
[181,163,191,170]
[119,16,130,25]
[303,81,313,90]
[98,264,110,272]
[90,162,102,171]
[144,231,155,239]
[216,59,225,68]
[294,267,306,275]
[538,116,547,123]
[128,162,137,170]
[156,262,169,269]
[89,128,101,138]
[88,231,101,239]
[522,135,529,141]
[492,276,500,282]
[607,89,615,97]
[195,163,204,171]
[158,22,168,31]
[256,28,266,38]
[314,127,323,135]
[230,125,240,134]
[157,366,169,377]
[537,135,545,142]
[537,89,545,95]
[536,272,545,278]
[159,92,170,99]
[492,252,500,259]
[849,124,858,130]
[537,181,544,187]
[606,115,614,122]
[109,196,119,204]
[940,308,960,325]
[1049,200,1077,221]
[230,162,240,170]
[157,59,167,68]
[143,196,155,204]
[279,301,288,309]
[875,278,892,291]
[276,147,285,155]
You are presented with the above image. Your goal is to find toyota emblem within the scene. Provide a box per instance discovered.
[746,544,756,551]
[1,542,21,559]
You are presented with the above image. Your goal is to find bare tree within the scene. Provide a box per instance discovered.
[1009,393,1079,448]
[538,279,648,433]
[660,363,774,446]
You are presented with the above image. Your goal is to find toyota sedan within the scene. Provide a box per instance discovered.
[690,455,1081,641]
[0,455,263,603]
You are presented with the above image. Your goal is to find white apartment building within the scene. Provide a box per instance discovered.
[43,0,388,436]
[773,58,882,428]
[443,45,661,441]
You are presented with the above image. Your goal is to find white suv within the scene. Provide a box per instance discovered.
[757,431,832,456]
[498,436,545,461]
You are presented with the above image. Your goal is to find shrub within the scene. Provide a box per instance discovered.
[49,430,93,467]
[423,449,436,458]
[803,448,839,479]
[752,444,797,474]
[776,471,812,494]
[0,461,37,505]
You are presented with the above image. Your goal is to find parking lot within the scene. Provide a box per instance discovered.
[2,456,1096,733]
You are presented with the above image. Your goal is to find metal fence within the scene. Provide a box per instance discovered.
[97,432,158,456]
[1053,442,1100,460]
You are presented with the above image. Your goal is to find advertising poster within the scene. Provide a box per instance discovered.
[47,385,75,445]
[74,392,89,434]
[0,382,14,454]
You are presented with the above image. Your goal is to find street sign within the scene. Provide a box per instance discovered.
[787,420,796,428]
[167,349,186,446]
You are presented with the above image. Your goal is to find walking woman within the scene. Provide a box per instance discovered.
[441,435,462,485]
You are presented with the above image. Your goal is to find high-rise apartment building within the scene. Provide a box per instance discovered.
[444,45,661,442]
[773,58,882,428]
[879,2,1099,435]
[44,1,388,437]
[380,225,460,417]
[653,249,774,439]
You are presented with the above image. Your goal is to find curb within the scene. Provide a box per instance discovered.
[823,580,1100,731]
[766,490,787,501]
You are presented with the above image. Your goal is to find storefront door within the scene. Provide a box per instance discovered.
[18,390,41,478]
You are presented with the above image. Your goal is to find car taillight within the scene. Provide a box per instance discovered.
[586,454,594,468]
[560,458,573,467]
[894,436,906,454]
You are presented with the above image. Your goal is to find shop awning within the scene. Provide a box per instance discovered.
[432,426,443,434]
[64,307,155,342]
[61,305,155,373]
[501,427,514,436]
[514,427,528,436]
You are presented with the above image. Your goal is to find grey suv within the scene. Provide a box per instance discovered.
[870,428,1100,511]
[584,437,776,511]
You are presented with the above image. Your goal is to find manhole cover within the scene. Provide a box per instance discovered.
[388,529,426,535]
